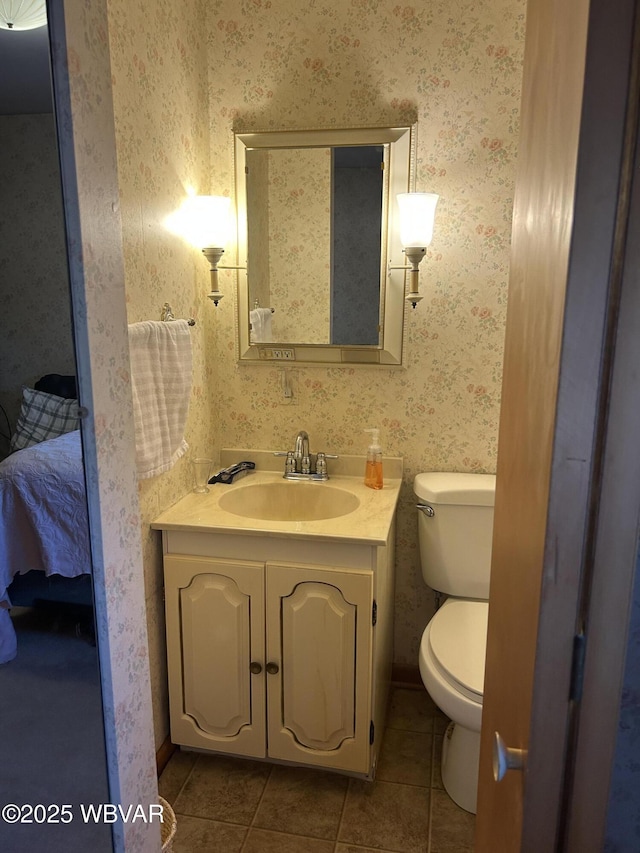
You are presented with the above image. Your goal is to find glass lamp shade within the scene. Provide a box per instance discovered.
[397,192,439,247]
[0,0,47,30]
[167,195,232,249]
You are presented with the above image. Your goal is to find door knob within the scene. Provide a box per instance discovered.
[493,731,527,782]
[266,662,279,675]
[249,661,262,675]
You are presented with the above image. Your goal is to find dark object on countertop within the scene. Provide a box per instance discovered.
[209,461,256,484]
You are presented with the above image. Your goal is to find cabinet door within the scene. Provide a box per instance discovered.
[164,555,265,756]
[265,562,373,773]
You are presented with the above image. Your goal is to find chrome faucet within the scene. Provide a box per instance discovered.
[274,431,337,480]
[294,430,310,473]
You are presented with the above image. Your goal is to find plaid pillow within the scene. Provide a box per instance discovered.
[10,387,80,452]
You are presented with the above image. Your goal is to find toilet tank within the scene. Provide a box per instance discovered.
[414,472,496,599]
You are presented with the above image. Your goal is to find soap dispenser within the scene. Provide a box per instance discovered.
[364,429,384,490]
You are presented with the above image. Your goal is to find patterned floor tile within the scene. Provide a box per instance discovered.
[169,814,246,853]
[243,827,335,852]
[377,728,433,787]
[387,687,436,734]
[339,779,430,853]
[429,789,475,852]
[173,753,271,824]
[253,764,348,840]
[158,749,197,804]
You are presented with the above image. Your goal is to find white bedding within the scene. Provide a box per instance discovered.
[0,431,90,663]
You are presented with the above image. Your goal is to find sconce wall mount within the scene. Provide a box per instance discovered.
[389,192,439,308]
[166,195,245,307]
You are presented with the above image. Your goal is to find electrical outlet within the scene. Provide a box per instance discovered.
[258,348,296,361]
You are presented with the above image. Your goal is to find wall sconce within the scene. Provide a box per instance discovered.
[0,0,47,29]
[389,192,439,308]
[170,195,245,306]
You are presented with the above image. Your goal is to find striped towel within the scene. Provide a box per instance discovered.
[128,320,193,479]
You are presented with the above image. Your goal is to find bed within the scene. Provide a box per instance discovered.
[0,429,91,664]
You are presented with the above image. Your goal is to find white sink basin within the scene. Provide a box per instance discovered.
[218,481,360,522]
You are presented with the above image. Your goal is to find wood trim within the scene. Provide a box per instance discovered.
[476,0,640,849]
[476,0,592,847]
[155,737,176,778]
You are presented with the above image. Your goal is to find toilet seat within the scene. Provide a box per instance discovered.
[428,598,488,703]
[419,598,488,733]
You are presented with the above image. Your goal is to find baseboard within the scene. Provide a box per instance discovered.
[156,736,176,777]
[391,663,422,688]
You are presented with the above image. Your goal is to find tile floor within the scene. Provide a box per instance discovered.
[159,686,475,853]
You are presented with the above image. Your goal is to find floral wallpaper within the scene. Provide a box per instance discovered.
[246,148,271,309]
[58,0,526,769]
[266,147,331,342]
[207,0,527,666]
[48,0,640,839]
[52,0,160,849]
[103,0,217,751]
[0,114,76,458]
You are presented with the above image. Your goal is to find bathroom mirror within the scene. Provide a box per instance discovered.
[234,126,415,365]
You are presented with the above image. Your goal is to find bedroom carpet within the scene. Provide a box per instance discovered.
[0,606,113,853]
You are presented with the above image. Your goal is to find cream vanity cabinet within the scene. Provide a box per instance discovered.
[153,464,401,778]
[164,553,375,773]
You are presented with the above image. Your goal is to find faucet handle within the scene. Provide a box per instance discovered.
[285,451,296,474]
[315,453,327,475]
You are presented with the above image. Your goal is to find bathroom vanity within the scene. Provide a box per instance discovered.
[151,450,402,778]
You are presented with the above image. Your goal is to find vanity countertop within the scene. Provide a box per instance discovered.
[151,451,403,546]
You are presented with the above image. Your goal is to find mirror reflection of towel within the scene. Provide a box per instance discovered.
[250,308,273,343]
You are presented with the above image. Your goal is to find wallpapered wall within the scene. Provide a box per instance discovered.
[103,0,525,747]
[105,0,216,745]
[208,0,527,667]
[54,0,159,846]
[0,115,76,458]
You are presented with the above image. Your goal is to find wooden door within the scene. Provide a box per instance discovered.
[476,0,639,850]
[164,555,266,757]
[265,562,373,773]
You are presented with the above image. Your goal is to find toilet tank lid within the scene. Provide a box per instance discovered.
[414,472,496,506]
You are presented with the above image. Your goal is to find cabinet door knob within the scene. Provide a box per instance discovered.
[266,662,280,675]
[249,661,262,675]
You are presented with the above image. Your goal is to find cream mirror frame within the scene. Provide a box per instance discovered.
[234,125,415,365]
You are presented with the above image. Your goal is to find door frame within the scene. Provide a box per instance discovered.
[523,0,640,849]
[476,0,640,850]
[563,9,640,845]
[48,2,159,850]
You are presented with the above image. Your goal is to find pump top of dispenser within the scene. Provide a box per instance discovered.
[364,428,381,452]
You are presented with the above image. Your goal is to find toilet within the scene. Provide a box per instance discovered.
[414,471,496,814]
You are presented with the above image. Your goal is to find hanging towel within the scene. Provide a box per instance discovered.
[250,307,273,343]
[128,320,193,479]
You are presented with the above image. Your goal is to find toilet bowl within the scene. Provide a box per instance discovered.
[414,472,495,815]
[419,597,488,813]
